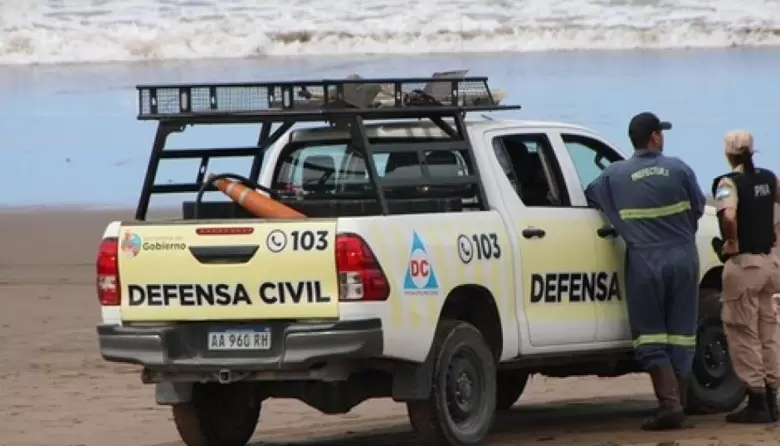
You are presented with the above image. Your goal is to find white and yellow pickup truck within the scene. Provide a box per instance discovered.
[95,75,738,446]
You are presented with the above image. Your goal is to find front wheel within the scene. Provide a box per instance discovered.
[407,320,497,446]
[687,288,746,414]
[172,382,261,446]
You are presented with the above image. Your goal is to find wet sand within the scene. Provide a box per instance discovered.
[1,207,779,446]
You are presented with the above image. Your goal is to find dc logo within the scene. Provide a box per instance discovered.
[403,232,439,293]
[408,250,432,289]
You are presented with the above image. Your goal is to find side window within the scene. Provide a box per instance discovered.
[490,133,569,207]
[561,134,623,190]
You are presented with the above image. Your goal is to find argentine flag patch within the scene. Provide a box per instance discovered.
[715,187,731,200]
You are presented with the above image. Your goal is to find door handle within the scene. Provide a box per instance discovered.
[597,226,618,238]
[522,228,546,239]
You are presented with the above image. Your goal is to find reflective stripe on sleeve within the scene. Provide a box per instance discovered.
[619,200,692,221]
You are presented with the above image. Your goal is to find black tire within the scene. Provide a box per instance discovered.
[407,320,497,446]
[687,288,746,414]
[172,382,261,446]
[495,371,529,411]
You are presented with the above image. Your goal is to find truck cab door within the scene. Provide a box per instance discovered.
[486,129,600,348]
[551,131,632,344]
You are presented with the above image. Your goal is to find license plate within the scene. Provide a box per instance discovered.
[207,328,271,351]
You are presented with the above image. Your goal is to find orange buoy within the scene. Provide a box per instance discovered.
[210,175,306,219]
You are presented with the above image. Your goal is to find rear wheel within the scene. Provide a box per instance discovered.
[407,320,497,446]
[687,288,746,414]
[173,382,261,446]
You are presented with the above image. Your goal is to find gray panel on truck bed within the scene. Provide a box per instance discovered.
[181,199,464,219]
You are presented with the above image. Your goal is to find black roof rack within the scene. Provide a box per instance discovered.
[133,72,519,220]
[136,71,520,122]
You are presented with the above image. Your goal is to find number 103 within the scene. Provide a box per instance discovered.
[471,233,501,260]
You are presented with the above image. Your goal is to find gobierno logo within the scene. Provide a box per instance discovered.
[120,231,142,258]
[120,231,187,258]
[142,240,187,252]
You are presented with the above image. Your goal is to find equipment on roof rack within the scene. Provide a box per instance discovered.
[133,71,520,221]
[136,70,515,121]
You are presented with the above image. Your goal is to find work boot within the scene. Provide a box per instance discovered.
[726,388,772,424]
[677,373,689,411]
[766,385,779,422]
[676,373,695,425]
[642,365,686,430]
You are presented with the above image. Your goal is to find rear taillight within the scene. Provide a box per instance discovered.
[335,233,390,301]
[96,237,120,306]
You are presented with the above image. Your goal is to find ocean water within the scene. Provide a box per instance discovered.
[2,0,780,209]
[4,0,780,63]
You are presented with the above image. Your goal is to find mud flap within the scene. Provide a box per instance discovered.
[391,349,435,401]
[156,381,193,405]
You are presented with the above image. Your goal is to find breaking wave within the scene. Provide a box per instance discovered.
[3,0,780,65]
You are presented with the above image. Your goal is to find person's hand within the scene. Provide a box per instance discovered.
[722,239,739,257]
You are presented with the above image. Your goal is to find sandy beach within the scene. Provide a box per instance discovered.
[4,0,780,444]
[2,207,780,446]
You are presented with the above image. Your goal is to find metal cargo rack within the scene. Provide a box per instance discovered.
[134,71,521,220]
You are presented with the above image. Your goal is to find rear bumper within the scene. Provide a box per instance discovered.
[97,318,383,372]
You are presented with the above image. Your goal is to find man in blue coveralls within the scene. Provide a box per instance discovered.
[585,112,706,430]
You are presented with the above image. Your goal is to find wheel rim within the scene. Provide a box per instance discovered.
[693,326,730,388]
[445,347,485,428]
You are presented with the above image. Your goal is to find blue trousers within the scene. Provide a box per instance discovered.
[625,244,699,375]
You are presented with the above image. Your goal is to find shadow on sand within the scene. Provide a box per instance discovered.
[248,396,662,446]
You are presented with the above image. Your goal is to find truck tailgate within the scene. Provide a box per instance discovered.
[116,220,338,322]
